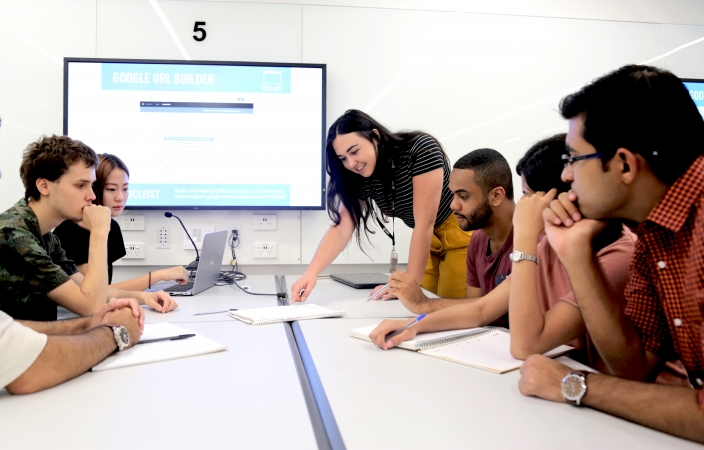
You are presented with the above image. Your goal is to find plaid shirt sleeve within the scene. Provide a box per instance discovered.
[624,241,677,360]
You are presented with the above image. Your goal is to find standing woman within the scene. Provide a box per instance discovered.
[54,154,189,289]
[292,110,471,302]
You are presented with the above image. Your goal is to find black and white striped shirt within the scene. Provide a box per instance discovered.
[359,134,453,229]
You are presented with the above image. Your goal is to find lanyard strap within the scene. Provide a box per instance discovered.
[367,160,395,247]
[368,198,395,246]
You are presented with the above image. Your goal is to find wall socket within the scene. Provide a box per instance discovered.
[252,242,277,258]
[253,214,276,230]
[157,226,170,249]
[123,243,145,259]
[118,215,145,230]
[183,225,215,250]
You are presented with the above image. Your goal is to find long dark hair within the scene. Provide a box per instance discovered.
[326,109,445,247]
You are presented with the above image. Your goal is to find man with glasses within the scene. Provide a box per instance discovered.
[518,65,704,442]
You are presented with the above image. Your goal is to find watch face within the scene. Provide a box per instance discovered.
[118,327,129,344]
[511,252,521,262]
[562,374,585,400]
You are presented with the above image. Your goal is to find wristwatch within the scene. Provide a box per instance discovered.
[111,325,130,352]
[510,250,538,264]
[562,370,589,406]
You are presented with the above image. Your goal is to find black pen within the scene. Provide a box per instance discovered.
[137,334,196,344]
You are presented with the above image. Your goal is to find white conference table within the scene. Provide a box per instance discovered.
[0,320,318,450]
[295,318,700,450]
[287,276,416,319]
[144,274,281,323]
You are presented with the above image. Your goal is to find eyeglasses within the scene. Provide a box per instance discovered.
[561,152,603,167]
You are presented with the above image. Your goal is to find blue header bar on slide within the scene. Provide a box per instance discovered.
[128,183,291,206]
[101,63,291,93]
[684,81,704,107]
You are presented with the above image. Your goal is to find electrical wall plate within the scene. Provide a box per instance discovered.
[183,225,216,250]
[157,226,170,249]
[253,214,276,230]
[252,242,277,258]
[118,215,145,230]
[123,243,145,259]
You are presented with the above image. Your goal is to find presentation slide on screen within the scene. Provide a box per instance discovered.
[685,81,704,119]
[67,62,324,208]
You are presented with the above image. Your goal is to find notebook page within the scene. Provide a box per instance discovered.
[140,322,195,340]
[420,329,571,374]
[92,323,227,371]
[228,304,346,325]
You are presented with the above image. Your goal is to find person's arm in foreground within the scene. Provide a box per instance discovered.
[18,298,145,334]
[385,271,482,314]
[519,355,704,443]
[46,205,113,316]
[370,280,510,349]
[65,271,179,314]
[508,190,586,359]
[291,203,357,303]
[105,285,178,313]
[542,191,656,379]
[76,263,191,291]
[6,302,142,394]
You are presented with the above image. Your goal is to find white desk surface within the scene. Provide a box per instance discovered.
[144,274,280,324]
[0,321,317,450]
[297,318,700,450]
[291,277,416,319]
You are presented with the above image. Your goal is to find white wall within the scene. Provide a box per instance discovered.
[1,0,704,279]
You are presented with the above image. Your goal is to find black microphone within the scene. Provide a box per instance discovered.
[165,212,200,270]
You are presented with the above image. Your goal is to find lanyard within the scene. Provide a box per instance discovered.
[368,198,395,247]
[366,160,395,247]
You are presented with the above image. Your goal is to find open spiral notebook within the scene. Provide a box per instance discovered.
[351,324,572,374]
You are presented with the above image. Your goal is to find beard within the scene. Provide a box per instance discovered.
[456,197,493,231]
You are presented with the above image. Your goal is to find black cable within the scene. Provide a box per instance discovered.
[214,229,277,296]
[233,278,277,296]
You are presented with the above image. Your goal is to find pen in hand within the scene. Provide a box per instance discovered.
[383,313,427,342]
[367,284,389,302]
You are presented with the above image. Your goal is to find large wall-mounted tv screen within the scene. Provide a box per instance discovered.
[64,58,326,210]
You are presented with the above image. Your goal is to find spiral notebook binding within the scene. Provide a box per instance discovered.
[417,327,495,351]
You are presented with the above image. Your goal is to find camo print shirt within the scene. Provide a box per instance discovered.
[0,199,78,321]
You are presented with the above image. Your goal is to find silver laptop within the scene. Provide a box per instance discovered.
[164,230,228,296]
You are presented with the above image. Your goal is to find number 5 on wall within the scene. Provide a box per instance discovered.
[193,22,206,41]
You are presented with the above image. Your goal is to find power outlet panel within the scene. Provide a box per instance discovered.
[252,242,277,258]
[123,243,145,259]
[157,226,170,249]
[183,225,215,250]
[253,214,276,230]
[118,215,145,230]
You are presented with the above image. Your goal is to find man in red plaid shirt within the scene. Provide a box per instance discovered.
[518,65,704,442]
